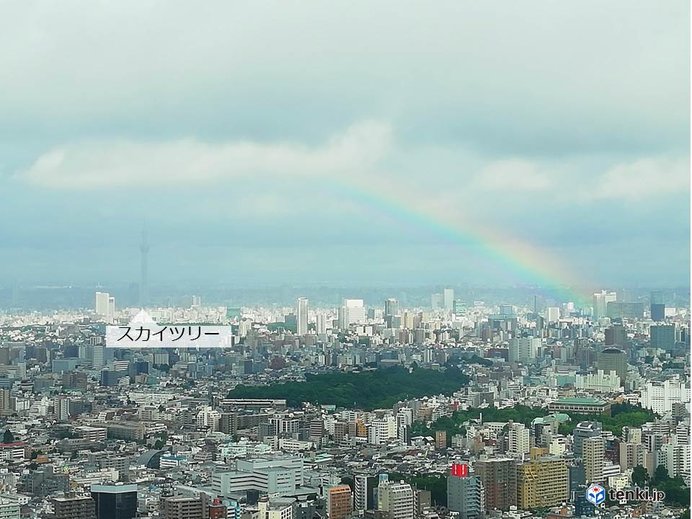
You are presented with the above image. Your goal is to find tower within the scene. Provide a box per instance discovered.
[139,226,149,307]
[296,297,308,335]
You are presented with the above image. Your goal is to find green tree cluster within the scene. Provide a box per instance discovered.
[229,366,469,410]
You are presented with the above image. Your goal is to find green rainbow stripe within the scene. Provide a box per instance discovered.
[326,177,592,305]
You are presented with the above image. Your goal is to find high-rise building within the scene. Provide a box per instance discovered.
[435,430,447,449]
[354,475,377,512]
[447,464,483,519]
[660,443,690,478]
[378,479,414,519]
[91,485,137,519]
[384,299,401,328]
[296,298,308,336]
[517,457,568,509]
[474,458,517,511]
[49,494,96,519]
[650,325,676,351]
[316,314,327,335]
[160,496,204,519]
[597,348,627,386]
[508,337,541,363]
[442,288,454,312]
[508,423,530,457]
[592,291,616,320]
[583,437,605,483]
[572,422,602,459]
[95,292,110,317]
[545,307,560,323]
[327,485,352,519]
[604,324,626,346]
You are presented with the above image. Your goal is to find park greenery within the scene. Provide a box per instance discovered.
[229,365,470,410]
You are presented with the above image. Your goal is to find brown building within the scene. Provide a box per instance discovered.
[475,458,517,511]
[517,456,569,509]
[435,431,447,449]
[49,494,96,519]
[327,485,353,519]
[161,496,204,519]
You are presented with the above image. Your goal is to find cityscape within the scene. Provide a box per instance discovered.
[0,2,689,519]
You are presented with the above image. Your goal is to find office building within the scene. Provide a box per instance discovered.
[296,298,308,336]
[447,464,482,519]
[593,291,616,320]
[327,485,352,519]
[604,324,626,346]
[475,458,517,511]
[508,423,530,457]
[257,497,294,519]
[650,324,676,351]
[443,288,454,312]
[572,422,602,458]
[378,479,414,519]
[517,457,568,509]
[508,337,541,363]
[583,437,605,483]
[384,299,401,328]
[597,348,627,385]
[91,484,137,519]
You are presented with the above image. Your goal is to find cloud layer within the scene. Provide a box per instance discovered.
[0,0,688,289]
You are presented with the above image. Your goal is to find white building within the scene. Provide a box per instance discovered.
[378,480,414,519]
[575,370,621,392]
[640,377,690,414]
[296,298,308,336]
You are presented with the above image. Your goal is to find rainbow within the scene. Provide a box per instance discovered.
[326,176,593,305]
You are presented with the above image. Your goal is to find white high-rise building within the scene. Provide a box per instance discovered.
[546,307,561,323]
[296,298,309,335]
[342,299,366,325]
[316,314,327,335]
[443,288,454,312]
[95,291,110,317]
[660,443,690,478]
[593,290,617,320]
[509,337,541,363]
[508,423,530,457]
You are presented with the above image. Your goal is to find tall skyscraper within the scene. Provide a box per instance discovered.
[327,485,352,519]
[296,297,308,335]
[597,348,627,385]
[447,464,483,519]
[583,436,605,483]
[384,298,401,328]
[95,292,110,318]
[650,291,666,321]
[91,484,137,519]
[442,288,454,312]
[475,458,517,511]
[139,227,149,307]
[592,290,616,320]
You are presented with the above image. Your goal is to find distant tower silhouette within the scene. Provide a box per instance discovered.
[139,225,149,307]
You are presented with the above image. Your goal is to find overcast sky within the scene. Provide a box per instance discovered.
[0,0,689,289]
